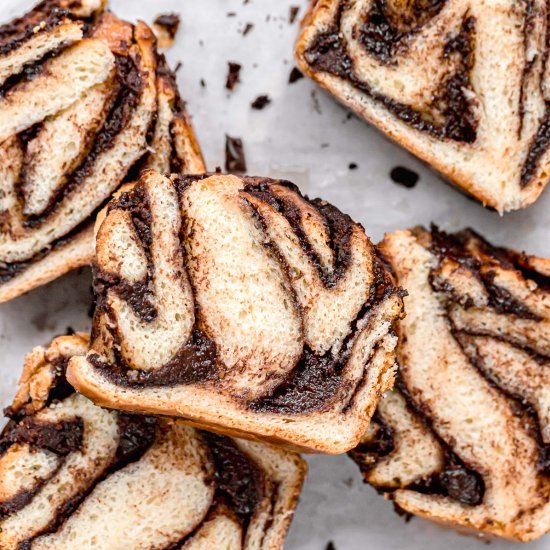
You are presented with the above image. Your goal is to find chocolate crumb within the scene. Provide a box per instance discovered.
[227,11,237,17]
[349,162,358,170]
[225,135,247,172]
[289,67,303,84]
[325,543,336,550]
[174,61,182,73]
[200,78,206,88]
[321,143,330,148]
[289,6,300,24]
[242,23,254,36]
[390,166,419,188]
[226,62,242,91]
[251,95,271,110]
[154,13,180,38]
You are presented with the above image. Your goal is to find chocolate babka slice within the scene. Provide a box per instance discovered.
[296,1,550,212]
[349,226,550,541]
[0,3,205,304]
[67,170,404,453]
[0,334,306,549]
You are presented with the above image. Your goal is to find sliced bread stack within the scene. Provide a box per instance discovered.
[0,334,306,549]
[0,1,204,303]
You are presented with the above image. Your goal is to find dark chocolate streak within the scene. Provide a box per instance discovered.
[0,4,71,54]
[395,376,485,506]
[0,418,83,519]
[89,175,398,414]
[202,432,264,527]
[423,226,549,482]
[304,2,477,142]
[23,49,144,228]
[453,331,550,474]
[520,103,550,187]
[14,414,157,549]
[87,329,219,388]
[429,225,541,320]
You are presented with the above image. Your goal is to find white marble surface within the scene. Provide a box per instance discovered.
[1,1,549,549]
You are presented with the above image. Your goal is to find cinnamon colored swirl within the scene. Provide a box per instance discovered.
[349,226,550,541]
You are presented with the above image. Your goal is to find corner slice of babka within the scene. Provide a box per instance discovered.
[0,334,306,549]
[0,2,205,304]
[349,226,550,541]
[296,0,550,212]
[67,170,404,453]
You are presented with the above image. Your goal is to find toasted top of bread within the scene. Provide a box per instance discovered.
[68,171,403,453]
[350,226,550,541]
[296,0,550,212]
[0,334,306,549]
[0,2,204,303]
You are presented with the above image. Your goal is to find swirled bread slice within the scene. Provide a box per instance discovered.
[0,5,205,304]
[349,226,550,541]
[0,334,306,549]
[296,1,550,212]
[68,170,404,453]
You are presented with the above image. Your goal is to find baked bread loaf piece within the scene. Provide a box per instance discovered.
[68,171,404,453]
[0,334,306,549]
[0,3,204,304]
[296,1,550,213]
[350,226,550,541]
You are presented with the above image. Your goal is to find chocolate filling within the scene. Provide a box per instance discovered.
[0,5,71,55]
[202,432,264,527]
[521,103,550,187]
[303,2,477,142]
[395,376,485,506]
[89,175,399,414]
[429,225,541,321]
[23,50,144,228]
[87,328,218,388]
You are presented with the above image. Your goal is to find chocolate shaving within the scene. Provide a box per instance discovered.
[289,67,304,83]
[153,13,180,39]
[251,95,271,110]
[289,6,300,24]
[225,135,247,172]
[225,62,242,91]
[390,166,419,188]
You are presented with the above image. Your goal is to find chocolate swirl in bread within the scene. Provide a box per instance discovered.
[0,2,205,304]
[349,227,550,541]
[67,171,404,453]
[0,334,306,549]
[296,1,550,212]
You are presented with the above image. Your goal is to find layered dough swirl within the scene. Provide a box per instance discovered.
[0,1,204,303]
[350,227,550,541]
[68,171,404,453]
[0,334,306,550]
[296,0,550,212]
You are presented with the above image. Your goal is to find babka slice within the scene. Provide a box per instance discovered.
[349,226,550,541]
[0,334,306,549]
[0,3,205,304]
[67,170,404,453]
[296,1,550,212]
